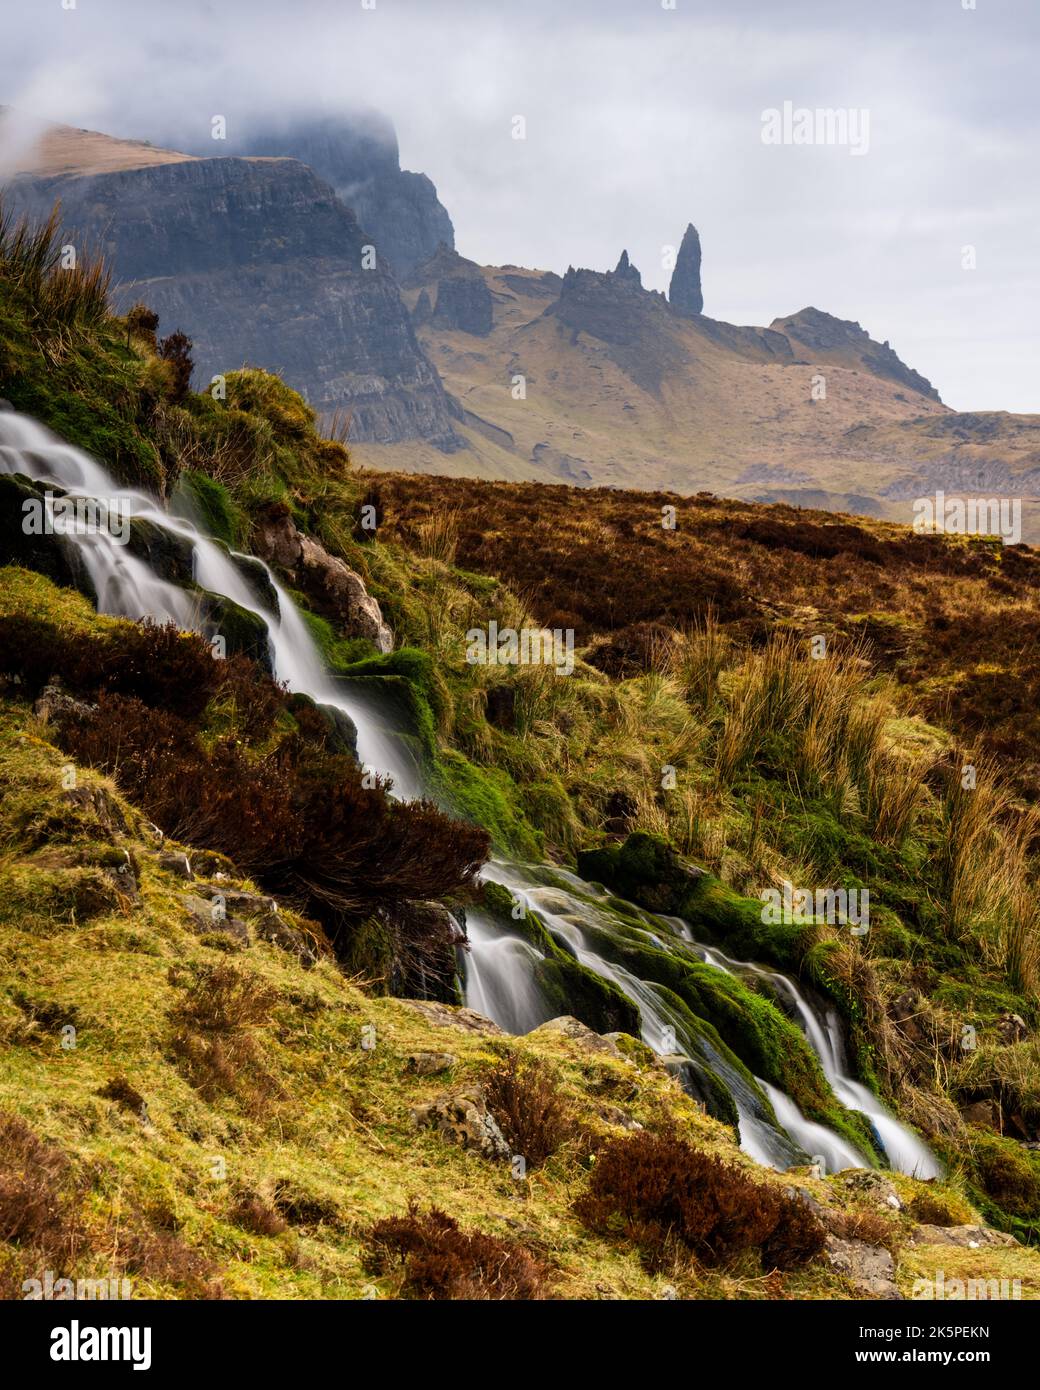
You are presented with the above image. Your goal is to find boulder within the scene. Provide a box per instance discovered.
[411,1086,511,1160]
[824,1235,901,1299]
[181,892,249,945]
[406,1052,457,1077]
[298,535,393,652]
[530,1015,624,1058]
[252,509,393,653]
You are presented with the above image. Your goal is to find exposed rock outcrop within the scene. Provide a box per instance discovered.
[407,246,494,336]
[669,223,703,316]
[431,274,494,336]
[252,508,393,653]
[772,306,941,402]
[411,1086,512,1160]
[179,111,456,280]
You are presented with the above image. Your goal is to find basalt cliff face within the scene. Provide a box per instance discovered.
[168,111,456,281]
[4,135,462,450]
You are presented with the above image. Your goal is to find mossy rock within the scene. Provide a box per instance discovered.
[126,518,195,586]
[202,593,272,669]
[0,474,91,596]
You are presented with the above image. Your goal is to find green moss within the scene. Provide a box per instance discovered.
[297,604,378,672]
[432,751,541,859]
[174,470,245,547]
[965,1130,1040,1244]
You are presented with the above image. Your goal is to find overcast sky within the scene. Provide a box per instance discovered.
[2,0,1036,411]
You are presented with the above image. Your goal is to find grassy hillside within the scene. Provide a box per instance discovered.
[2,202,1040,1296]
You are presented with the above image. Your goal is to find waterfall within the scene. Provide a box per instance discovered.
[0,407,940,1179]
[679,935,943,1178]
[478,860,861,1173]
[0,410,419,798]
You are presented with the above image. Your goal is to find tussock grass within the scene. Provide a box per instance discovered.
[0,199,110,342]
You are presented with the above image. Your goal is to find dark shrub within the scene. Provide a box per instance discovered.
[575,1131,825,1271]
[230,1194,287,1237]
[364,1202,546,1300]
[585,622,679,678]
[0,615,226,719]
[483,1051,577,1169]
[58,693,488,928]
[0,1112,85,1263]
[125,303,159,349]
[158,330,194,403]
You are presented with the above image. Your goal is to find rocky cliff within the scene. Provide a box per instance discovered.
[669,223,704,316]
[169,111,456,281]
[6,151,463,449]
[407,246,494,336]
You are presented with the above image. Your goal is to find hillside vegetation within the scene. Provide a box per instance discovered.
[1,202,1040,1297]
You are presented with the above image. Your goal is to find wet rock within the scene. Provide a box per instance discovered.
[298,535,393,653]
[824,1234,901,1299]
[910,1224,1017,1249]
[0,473,89,594]
[411,1086,511,1160]
[201,593,272,669]
[253,509,393,653]
[126,518,195,585]
[530,1016,624,1058]
[406,1052,457,1077]
[313,701,359,758]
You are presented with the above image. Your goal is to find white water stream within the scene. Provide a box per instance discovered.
[0,408,940,1178]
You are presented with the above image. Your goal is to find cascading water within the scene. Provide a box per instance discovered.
[479,860,864,1173]
[687,938,942,1178]
[0,410,418,797]
[0,408,940,1180]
